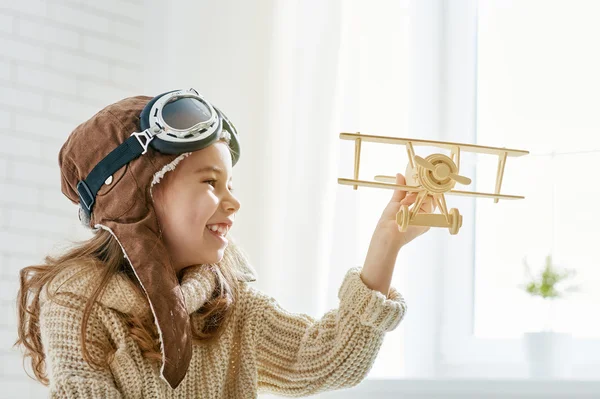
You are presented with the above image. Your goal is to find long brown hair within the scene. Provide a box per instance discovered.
[17,127,245,385]
[15,222,247,385]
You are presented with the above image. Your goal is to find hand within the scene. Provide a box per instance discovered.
[360,173,437,297]
[375,173,437,250]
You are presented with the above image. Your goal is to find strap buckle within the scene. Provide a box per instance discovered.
[131,128,156,155]
[77,180,94,212]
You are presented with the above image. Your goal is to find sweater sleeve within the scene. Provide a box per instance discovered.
[39,295,124,399]
[254,266,407,397]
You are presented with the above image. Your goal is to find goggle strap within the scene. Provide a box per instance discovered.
[77,131,149,217]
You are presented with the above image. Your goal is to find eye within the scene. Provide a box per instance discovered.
[204,179,234,193]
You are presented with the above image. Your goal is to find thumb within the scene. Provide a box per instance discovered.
[390,173,407,202]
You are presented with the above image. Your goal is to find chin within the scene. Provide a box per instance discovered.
[205,250,226,265]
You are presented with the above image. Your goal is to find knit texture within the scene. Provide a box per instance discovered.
[38,265,407,398]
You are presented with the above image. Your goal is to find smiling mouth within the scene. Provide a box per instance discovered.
[206,224,229,236]
[206,225,228,242]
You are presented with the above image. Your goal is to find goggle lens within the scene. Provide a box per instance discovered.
[162,97,212,130]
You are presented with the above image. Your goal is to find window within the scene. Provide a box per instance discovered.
[439,0,600,377]
[473,0,600,339]
[338,0,600,381]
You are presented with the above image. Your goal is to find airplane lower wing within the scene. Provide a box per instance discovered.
[447,190,524,200]
[374,175,523,200]
[340,177,522,200]
[338,178,424,193]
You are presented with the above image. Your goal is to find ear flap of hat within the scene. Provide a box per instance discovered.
[96,218,192,389]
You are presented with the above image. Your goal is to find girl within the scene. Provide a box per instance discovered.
[16,89,434,398]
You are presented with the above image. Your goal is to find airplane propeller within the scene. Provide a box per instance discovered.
[414,155,472,185]
[448,173,471,185]
[414,155,435,170]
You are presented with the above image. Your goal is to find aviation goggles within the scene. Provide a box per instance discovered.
[76,88,241,218]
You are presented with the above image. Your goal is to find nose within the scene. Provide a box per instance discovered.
[222,189,241,214]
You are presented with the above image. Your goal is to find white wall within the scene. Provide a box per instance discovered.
[0,0,146,395]
[0,0,281,396]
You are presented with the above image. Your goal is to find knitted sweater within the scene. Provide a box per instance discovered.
[38,264,407,398]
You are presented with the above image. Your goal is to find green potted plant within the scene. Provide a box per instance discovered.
[519,254,580,379]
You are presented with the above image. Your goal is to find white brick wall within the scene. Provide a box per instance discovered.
[0,0,146,396]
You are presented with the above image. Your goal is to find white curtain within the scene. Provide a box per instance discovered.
[143,0,443,389]
[143,0,352,316]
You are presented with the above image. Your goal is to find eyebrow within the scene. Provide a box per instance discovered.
[195,165,233,181]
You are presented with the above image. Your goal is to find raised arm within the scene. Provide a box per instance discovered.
[253,266,406,397]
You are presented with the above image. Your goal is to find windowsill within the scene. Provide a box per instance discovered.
[321,378,600,398]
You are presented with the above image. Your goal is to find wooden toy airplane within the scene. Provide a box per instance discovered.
[338,132,529,235]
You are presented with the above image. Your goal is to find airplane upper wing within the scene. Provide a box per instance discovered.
[339,132,529,157]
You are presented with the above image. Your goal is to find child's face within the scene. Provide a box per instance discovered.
[153,141,240,273]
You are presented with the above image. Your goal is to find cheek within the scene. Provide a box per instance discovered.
[182,190,220,227]
[156,185,219,248]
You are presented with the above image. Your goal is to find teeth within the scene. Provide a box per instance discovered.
[207,224,228,236]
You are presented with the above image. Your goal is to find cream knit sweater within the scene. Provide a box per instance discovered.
[38,264,407,398]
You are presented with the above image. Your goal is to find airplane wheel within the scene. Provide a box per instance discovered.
[396,205,410,232]
[449,208,461,235]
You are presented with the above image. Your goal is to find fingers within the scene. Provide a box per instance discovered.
[390,172,438,213]
[400,192,417,205]
[390,173,408,202]
[400,193,437,213]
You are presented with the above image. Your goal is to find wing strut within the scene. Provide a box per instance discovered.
[451,146,461,174]
[494,151,508,203]
[406,141,416,169]
[353,132,362,190]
